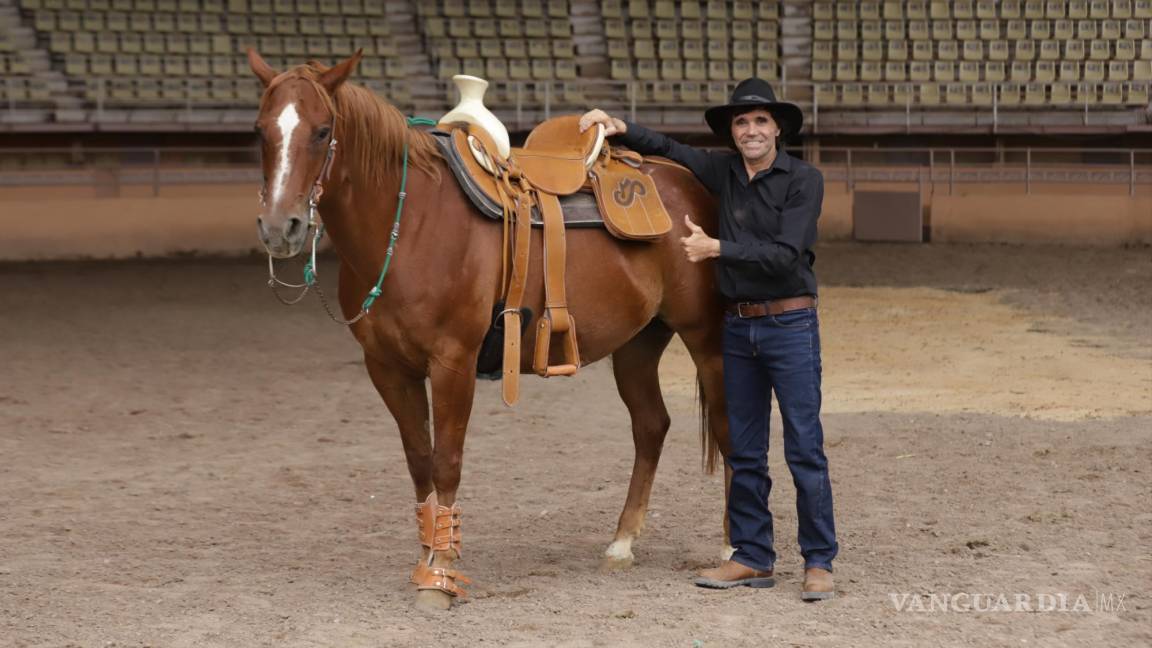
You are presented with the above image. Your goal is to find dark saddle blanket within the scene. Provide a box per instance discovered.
[431,130,605,228]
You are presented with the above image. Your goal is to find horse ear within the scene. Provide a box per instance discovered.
[248,48,279,87]
[318,49,363,94]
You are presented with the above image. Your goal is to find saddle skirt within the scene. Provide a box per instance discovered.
[432,116,674,240]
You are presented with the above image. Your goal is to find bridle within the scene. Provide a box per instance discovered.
[258,92,434,325]
[264,128,337,297]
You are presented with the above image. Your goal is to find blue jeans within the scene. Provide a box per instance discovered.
[722,307,838,572]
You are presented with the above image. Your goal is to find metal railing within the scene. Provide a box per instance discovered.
[6,78,1147,134]
[1,145,1149,197]
[817,147,1152,196]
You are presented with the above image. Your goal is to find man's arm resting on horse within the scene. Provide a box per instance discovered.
[579,110,726,194]
[614,122,726,194]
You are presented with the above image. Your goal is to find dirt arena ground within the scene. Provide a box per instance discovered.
[1,242,1149,647]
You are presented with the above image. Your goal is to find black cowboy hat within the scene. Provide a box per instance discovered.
[704,78,804,141]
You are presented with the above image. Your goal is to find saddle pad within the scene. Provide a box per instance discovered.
[590,158,673,240]
[432,130,603,228]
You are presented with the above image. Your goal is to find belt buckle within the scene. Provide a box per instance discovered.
[736,301,759,318]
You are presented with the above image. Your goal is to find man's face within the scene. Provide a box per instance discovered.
[731,109,780,164]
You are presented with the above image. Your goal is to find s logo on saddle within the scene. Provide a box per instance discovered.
[613,178,647,207]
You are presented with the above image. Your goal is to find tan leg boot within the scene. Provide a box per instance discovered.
[694,560,775,589]
[802,567,834,601]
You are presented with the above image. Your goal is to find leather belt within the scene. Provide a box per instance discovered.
[725,296,816,318]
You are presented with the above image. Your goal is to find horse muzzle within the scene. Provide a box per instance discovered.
[257,212,309,259]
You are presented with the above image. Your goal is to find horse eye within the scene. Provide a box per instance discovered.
[315,126,331,142]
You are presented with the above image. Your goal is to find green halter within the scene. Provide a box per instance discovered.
[300,116,438,321]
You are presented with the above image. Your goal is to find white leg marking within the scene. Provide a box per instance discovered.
[604,538,634,561]
[721,545,736,561]
[271,103,301,206]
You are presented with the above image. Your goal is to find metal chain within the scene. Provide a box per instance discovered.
[268,281,311,305]
[312,280,369,325]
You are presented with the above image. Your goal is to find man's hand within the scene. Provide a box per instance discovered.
[579,109,627,136]
[680,215,720,263]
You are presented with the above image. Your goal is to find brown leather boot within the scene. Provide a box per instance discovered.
[694,560,775,589]
[802,567,835,601]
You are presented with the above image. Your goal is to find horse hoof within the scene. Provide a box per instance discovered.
[414,589,453,612]
[599,556,634,572]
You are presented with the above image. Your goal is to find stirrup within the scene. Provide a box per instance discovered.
[532,311,581,377]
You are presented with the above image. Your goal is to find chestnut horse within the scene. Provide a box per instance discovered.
[249,50,731,610]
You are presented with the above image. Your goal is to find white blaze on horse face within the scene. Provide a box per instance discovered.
[271,102,301,207]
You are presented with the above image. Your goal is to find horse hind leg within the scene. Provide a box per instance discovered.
[601,320,676,571]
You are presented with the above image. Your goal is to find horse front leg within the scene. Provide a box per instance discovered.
[363,356,441,583]
[410,356,478,611]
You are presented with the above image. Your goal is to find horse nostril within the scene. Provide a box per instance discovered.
[285,217,304,240]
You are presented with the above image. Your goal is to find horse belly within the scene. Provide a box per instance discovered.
[516,228,662,369]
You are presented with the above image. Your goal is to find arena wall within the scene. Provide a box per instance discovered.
[0,184,257,260]
[933,194,1152,245]
[0,179,1147,261]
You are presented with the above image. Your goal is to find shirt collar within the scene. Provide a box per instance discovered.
[730,149,793,185]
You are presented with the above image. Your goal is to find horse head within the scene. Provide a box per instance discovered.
[248,49,362,258]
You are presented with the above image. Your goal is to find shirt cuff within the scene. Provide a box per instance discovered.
[613,120,645,147]
[719,239,742,262]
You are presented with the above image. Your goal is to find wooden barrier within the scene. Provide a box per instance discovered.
[1,178,1148,261]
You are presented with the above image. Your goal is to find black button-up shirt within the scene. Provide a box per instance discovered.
[616,122,824,301]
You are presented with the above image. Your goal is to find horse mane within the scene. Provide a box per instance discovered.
[271,63,443,189]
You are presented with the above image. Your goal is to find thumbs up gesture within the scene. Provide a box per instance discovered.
[680,215,720,263]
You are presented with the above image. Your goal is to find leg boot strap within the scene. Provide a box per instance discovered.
[414,565,473,598]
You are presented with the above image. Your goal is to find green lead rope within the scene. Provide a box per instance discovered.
[303,116,439,315]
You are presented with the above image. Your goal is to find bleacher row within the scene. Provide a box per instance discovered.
[817,59,1151,82]
[415,0,585,106]
[828,0,1152,19]
[815,80,1149,105]
[604,1,784,81]
[19,0,390,15]
[418,0,576,84]
[12,0,409,107]
[1,0,1150,121]
[815,0,1152,105]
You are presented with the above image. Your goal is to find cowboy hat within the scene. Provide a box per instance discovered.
[704,78,804,141]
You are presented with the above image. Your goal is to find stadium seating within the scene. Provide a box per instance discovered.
[0,0,1147,127]
[13,0,412,110]
[813,0,1152,106]
[419,0,581,108]
[605,0,782,105]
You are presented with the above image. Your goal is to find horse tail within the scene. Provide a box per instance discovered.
[697,376,721,474]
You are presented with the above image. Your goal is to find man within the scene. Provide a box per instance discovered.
[579,78,838,601]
